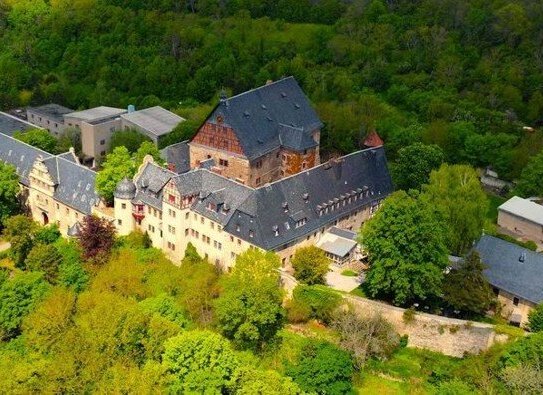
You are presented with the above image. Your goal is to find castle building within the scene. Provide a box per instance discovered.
[1,78,393,270]
[189,77,322,187]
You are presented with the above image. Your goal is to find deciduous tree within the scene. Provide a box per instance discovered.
[291,245,330,285]
[25,243,62,283]
[0,162,20,226]
[421,164,488,255]
[14,128,57,153]
[392,142,444,191]
[515,150,543,198]
[162,330,241,394]
[215,249,284,350]
[443,251,494,316]
[2,215,37,268]
[360,191,448,305]
[77,215,116,264]
[285,340,354,395]
[96,146,135,205]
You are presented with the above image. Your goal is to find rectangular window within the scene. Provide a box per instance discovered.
[255,177,261,186]
[117,219,122,225]
[513,297,519,306]
[100,139,106,145]
[185,212,189,220]
[168,194,175,204]
[219,159,229,167]
[121,203,126,209]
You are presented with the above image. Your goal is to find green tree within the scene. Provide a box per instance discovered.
[2,215,37,269]
[0,271,50,340]
[178,243,220,326]
[55,238,88,293]
[96,146,135,205]
[24,244,62,283]
[34,224,61,245]
[110,129,151,153]
[360,191,448,305]
[13,128,57,153]
[515,150,543,198]
[528,304,543,332]
[291,245,330,285]
[228,366,301,394]
[286,340,354,395]
[133,141,164,167]
[443,251,494,316]
[215,249,284,350]
[0,162,20,226]
[162,330,241,393]
[56,127,81,155]
[421,164,488,255]
[392,143,444,191]
[287,285,341,323]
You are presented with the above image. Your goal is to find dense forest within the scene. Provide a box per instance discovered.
[1,0,543,180]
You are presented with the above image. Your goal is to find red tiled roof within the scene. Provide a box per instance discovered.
[363,130,384,147]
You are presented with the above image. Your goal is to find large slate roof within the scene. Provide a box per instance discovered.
[0,133,99,214]
[475,235,543,304]
[201,77,322,160]
[160,141,191,174]
[135,146,392,250]
[226,147,392,249]
[0,112,35,137]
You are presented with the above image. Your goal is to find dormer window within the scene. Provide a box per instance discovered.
[273,225,279,236]
[236,224,240,232]
[207,202,216,211]
[249,230,254,238]
[295,218,307,228]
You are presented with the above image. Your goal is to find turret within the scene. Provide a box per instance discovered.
[113,177,137,235]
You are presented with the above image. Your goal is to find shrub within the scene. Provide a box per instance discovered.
[287,285,342,324]
[291,246,330,285]
[332,309,400,368]
[403,307,416,324]
[285,340,354,395]
[528,304,543,332]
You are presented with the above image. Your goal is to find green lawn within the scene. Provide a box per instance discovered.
[485,192,506,223]
[342,269,358,277]
[357,348,462,394]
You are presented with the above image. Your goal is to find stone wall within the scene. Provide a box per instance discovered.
[345,295,496,358]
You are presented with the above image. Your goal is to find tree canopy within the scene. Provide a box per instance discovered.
[360,191,449,305]
[291,246,330,285]
[13,129,57,153]
[392,143,444,191]
[421,164,488,255]
[95,146,135,205]
[0,162,20,227]
[214,249,284,350]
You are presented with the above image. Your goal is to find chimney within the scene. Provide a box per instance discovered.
[219,90,228,107]
[519,252,526,263]
[128,104,135,113]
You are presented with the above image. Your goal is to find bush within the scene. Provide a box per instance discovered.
[403,307,416,324]
[291,246,330,285]
[285,340,354,395]
[494,233,537,251]
[287,285,342,324]
[528,304,543,332]
[332,309,400,368]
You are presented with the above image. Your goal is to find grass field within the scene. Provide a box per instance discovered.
[357,347,461,394]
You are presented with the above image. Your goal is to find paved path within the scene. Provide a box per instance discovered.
[325,270,362,292]
[0,241,10,252]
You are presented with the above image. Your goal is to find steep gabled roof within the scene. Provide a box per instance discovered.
[226,147,392,249]
[475,235,543,304]
[132,146,392,250]
[201,77,322,160]
[0,133,99,214]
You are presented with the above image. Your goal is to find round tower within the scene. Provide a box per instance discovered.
[114,177,137,236]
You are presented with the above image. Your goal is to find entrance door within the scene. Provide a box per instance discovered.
[42,212,49,225]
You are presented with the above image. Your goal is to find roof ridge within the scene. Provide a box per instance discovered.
[226,76,295,101]
[255,146,383,189]
[0,130,53,157]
